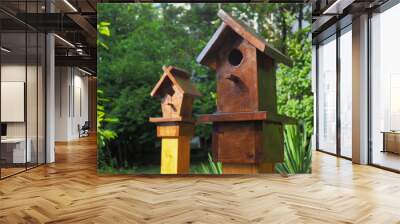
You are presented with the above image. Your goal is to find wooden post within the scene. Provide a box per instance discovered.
[156,124,193,174]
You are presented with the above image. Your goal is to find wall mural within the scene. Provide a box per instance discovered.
[97,3,312,175]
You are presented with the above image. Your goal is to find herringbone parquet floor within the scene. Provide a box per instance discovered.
[1,135,400,224]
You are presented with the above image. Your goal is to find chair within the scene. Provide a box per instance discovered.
[79,121,90,138]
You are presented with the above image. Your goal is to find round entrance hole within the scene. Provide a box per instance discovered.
[228,49,243,66]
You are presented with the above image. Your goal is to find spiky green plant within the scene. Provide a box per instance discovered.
[275,125,312,175]
[193,153,223,174]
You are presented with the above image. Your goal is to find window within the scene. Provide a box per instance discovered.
[0,1,47,179]
[339,26,352,158]
[317,35,337,154]
[370,3,400,171]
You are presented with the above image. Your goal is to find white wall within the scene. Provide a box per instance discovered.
[1,63,46,164]
[1,64,40,137]
[1,64,27,139]
[72,72,89,138]
[55,66,89,141]
[55,66,69,141]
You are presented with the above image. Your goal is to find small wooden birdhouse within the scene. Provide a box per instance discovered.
[150,66,201,123]
[197,10,295,174]
[149,66,202,174]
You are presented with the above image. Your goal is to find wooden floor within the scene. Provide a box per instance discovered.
[1,163,44,178]
[0,167,26,178]
[1,136,400,223]
[373,150,400,171]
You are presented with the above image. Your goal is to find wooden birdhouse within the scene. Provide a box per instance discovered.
[150,66,201,123]
[197,10,295,174]
[150,66,201,174]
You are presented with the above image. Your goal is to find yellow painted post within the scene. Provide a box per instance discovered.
[157,124,193,174]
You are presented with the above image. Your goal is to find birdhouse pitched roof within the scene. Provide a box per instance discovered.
[197,9,293,68]
[150,66,202,98]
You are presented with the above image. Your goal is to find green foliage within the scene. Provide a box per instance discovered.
[200,153,222,174]
[98,3,218,167]
[97,22,120,170]
[97,89,119,169]
[97,90,118,146]
[190,153,222,175]
[275,125,312,174]
[97,21,110,49]
[98,165,138,175]
[277,26,313,137]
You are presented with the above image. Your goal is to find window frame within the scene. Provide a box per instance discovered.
[314,22,353,160]
[367,1,400,173]
[0,1,48,180]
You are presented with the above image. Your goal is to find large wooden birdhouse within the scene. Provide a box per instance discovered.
[197,10,295,174]
[150,66,201,174]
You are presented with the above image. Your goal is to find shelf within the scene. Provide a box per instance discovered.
[197,111,268,123]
